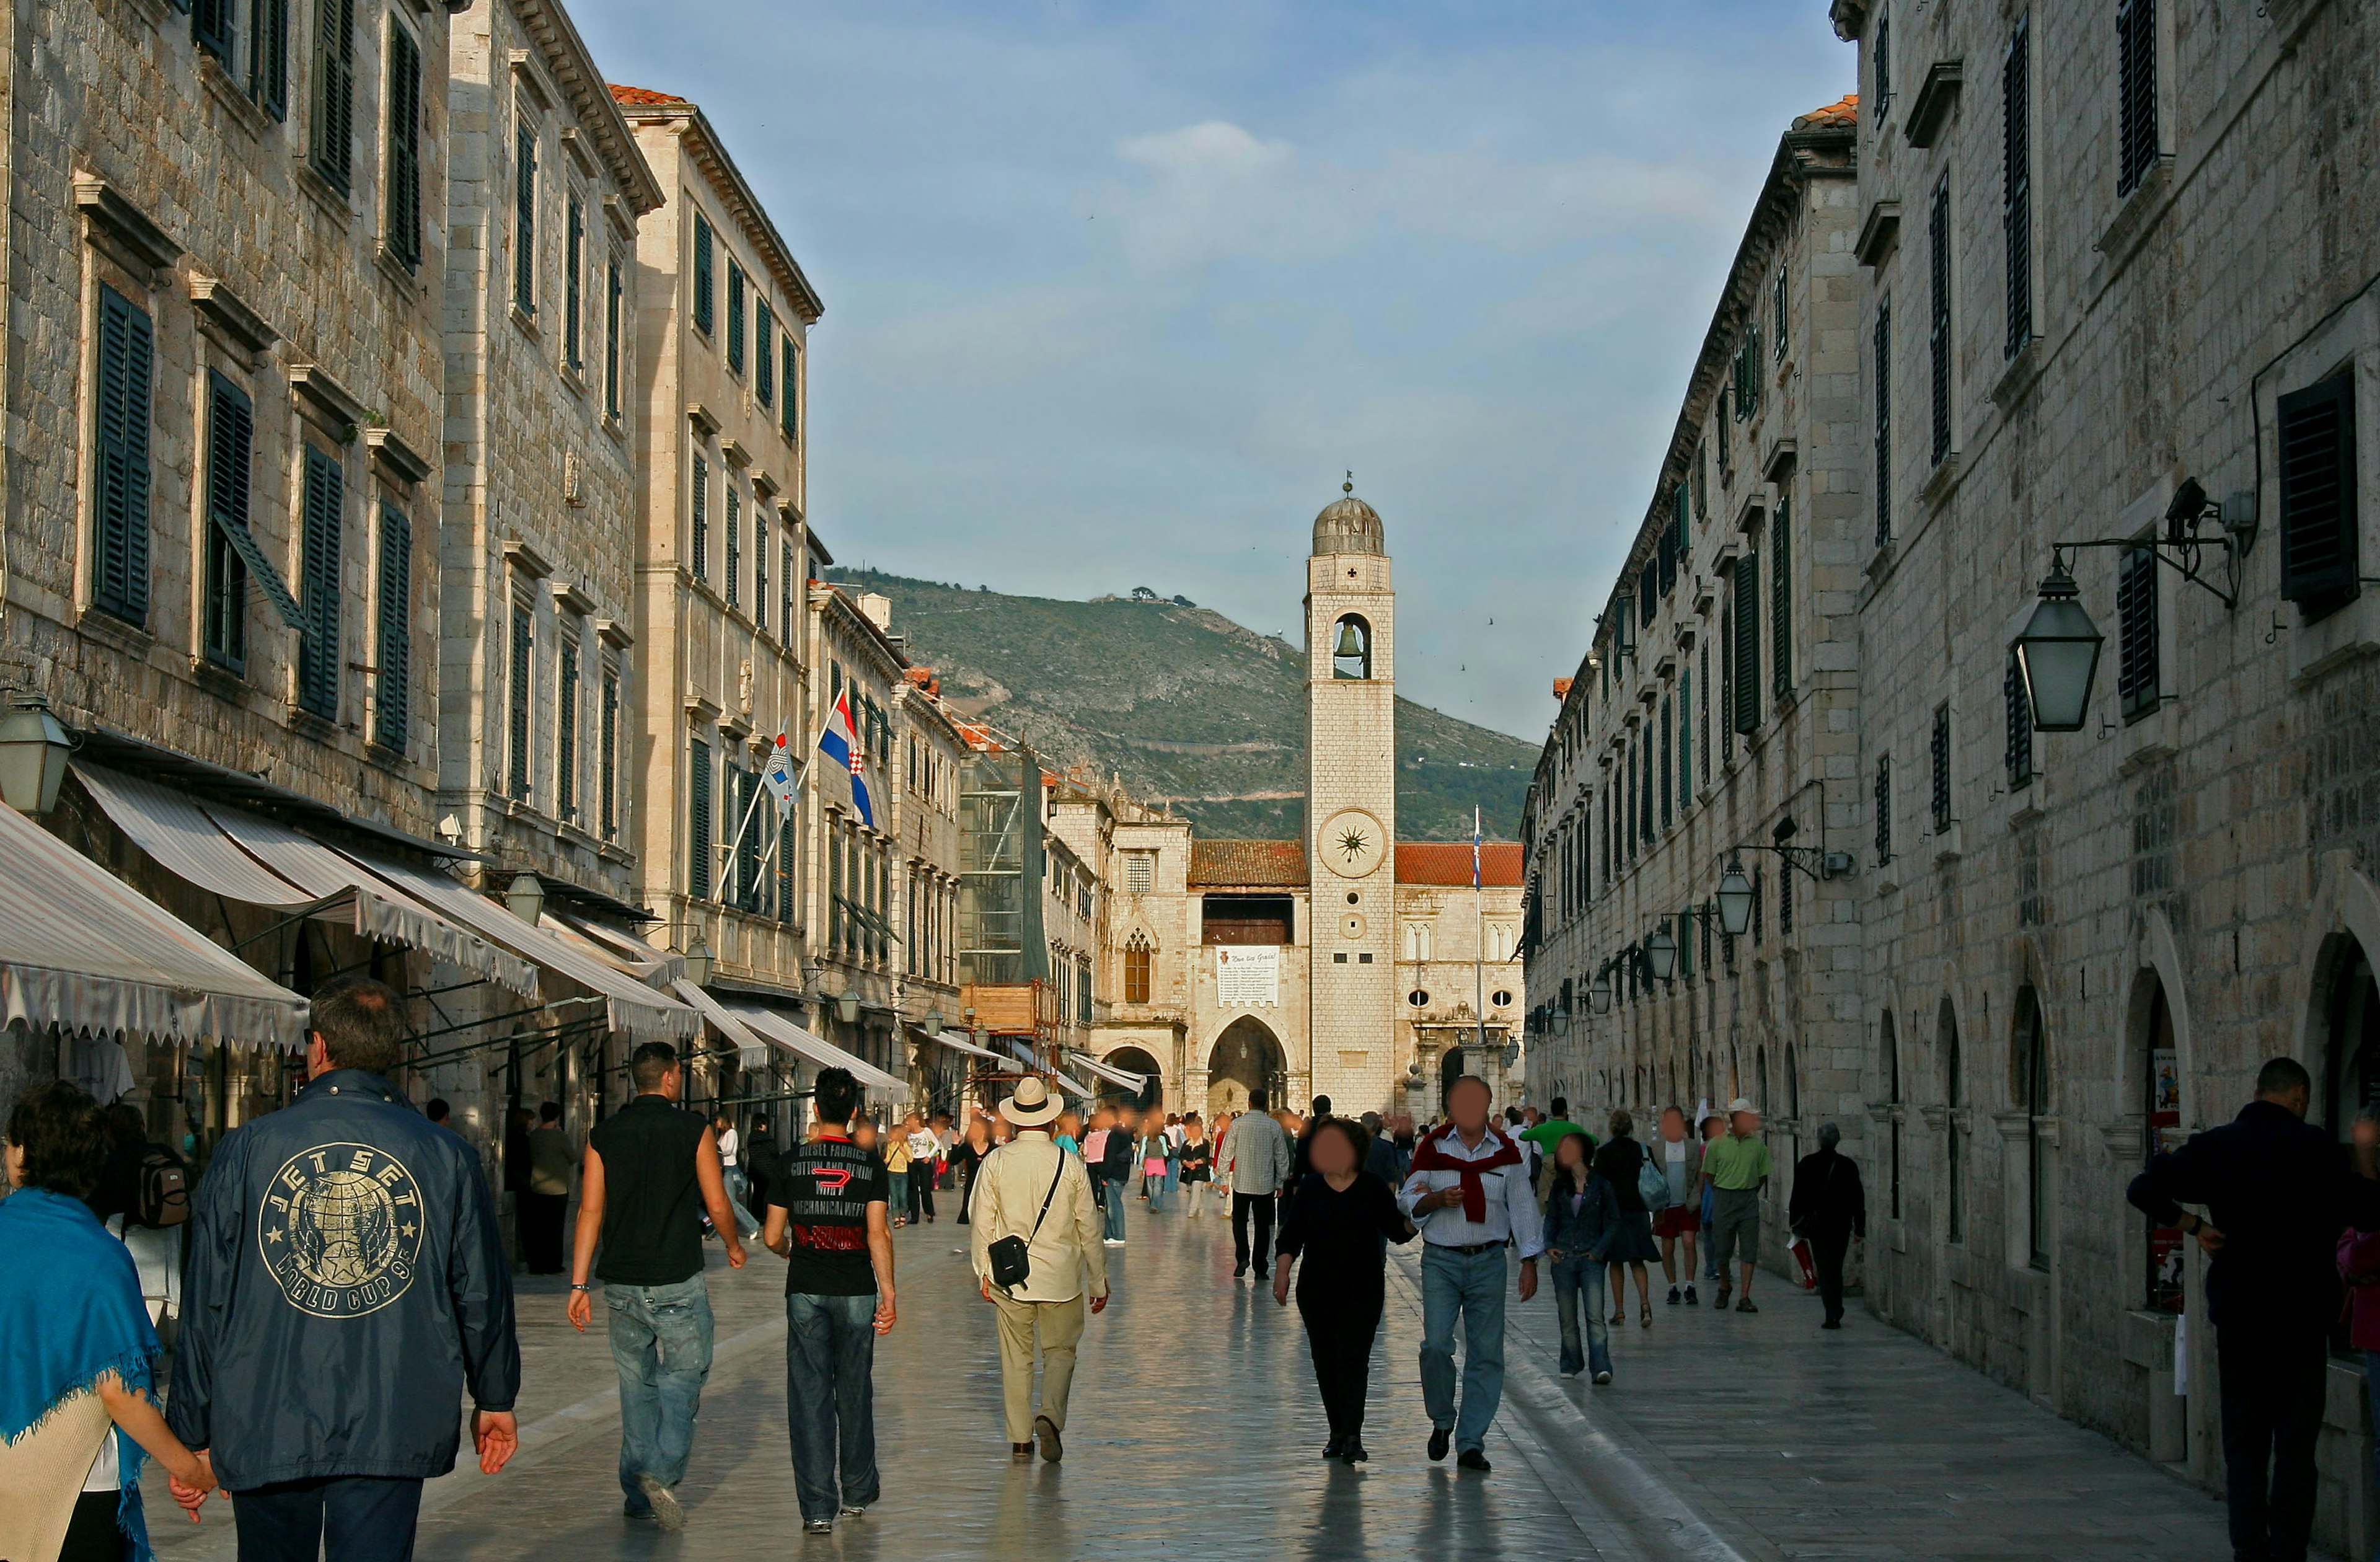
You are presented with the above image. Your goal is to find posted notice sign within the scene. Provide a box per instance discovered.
[1215,945,1280,1009]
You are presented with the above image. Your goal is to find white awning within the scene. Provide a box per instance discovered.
[670,980,767,1069]
[1069,1050,1148,1091]
[0,798,307,1049]
[720,1001,906,1097]
[336,849,699,1045]
[553,912,686,986]
[920,1027,1008,1064]
[74,765,539,998]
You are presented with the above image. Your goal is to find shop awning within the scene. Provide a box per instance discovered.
[0,797,307,1049]
[337,849,698,1045]
[553,913,686,986]
[670,980,767,1069]
[1068,1050,1149,1092]
[73,765,539,998]
[720,1001,906,1098]
[919,1026,1008,1064]
[994,1038,1094,1103]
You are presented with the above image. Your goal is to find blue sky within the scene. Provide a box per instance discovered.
[572,1,1853,741]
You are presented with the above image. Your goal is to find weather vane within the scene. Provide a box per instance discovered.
[1344,470,1354,496]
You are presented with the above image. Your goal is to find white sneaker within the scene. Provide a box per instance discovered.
[1102,1238,1126,1247]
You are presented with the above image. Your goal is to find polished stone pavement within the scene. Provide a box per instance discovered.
[144,1191,2244,1560]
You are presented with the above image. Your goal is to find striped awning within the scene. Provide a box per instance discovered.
[669,980,767,1069]
[1069,1049,1149,1092]
[720,1001,906,1098]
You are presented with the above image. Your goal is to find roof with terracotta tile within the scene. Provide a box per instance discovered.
[1395,842,1524,888]
[1189,840,1307,889]
[1794,94,1859,131]
[609,84,687,106]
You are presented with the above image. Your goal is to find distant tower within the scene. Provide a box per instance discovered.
[1306,477,1398,1111]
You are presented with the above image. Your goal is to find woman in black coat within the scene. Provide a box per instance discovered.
[1273,1117,1417,1463]
[1592,1108,1662,1329]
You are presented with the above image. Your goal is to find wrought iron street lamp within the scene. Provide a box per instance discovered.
[677,932,714,989]
[1716,863,1755,937]
[1645,925,1678,982]
[2014,555,2105,733]
[1590,968,1612,1014]
[0,693,72,816]
[504,872,545,925]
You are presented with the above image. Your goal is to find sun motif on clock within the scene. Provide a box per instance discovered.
[1318,808,1386,879]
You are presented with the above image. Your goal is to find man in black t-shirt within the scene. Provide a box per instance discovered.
[763,1066,895,1537]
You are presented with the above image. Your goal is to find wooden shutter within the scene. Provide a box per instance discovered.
[756,300,775,407]
[375,508,411,751]
[725,486,741,606]
[205,377,253,669]
[738,766,761,909]
[193,0,236,63]
[1732,552,1760,733]
[93,287,154,625]
[1929,704,1951,832]
[513,122,537,310]
[689,739,713,899]
[2117,0,2158,195]
[600,673,619,839]
[386,21,421,268]
[298,446,344,719]
[693,214,714,335]
[2003,648,2032,790]
[2002,17,2032,358]
[605,258,622,417]
[1678,663,1692,801]
[781,337,799,439]
[564,196,583,366]
[509,603,532,800]
[557,638,579,821]
[754,513,769,634]
[690,456,708,578]
[1929,180,1952,465]
[1874,752,1892,861]
[1770,494,1792,697]
[2116,544,2159,721]
[1874,296,1893,546]
[314,0,355,193]
[727,261,746,374]
[2277,375,2360,612]
[250,0,289,120]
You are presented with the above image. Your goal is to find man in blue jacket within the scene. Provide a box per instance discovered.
[168,976,520,1560]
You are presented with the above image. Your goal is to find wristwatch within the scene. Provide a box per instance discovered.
[570,1282,592,1292]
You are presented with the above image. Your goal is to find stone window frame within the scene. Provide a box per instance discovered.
[2264,292,2380,683]
[76,231,173,641]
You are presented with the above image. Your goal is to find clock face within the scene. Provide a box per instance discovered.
[1318,808,1386,879]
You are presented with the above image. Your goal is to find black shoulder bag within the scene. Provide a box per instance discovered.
[988,1154,1067,1291]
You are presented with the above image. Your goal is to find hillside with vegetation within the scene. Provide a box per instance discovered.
[828,568,1534,840]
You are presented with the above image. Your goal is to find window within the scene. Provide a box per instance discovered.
[1697,646,1709,783]
[689,738,713,899]
[1874,5,1892,115]
[557,636,579,822]
[692,213,715,336]
[777,814,796,925]
[690,457,708,580]
[780,336,799,441]
[1658,695,1673,829]
[374,508,410,751]
[782,537,796,646]
[726,259,746,375]
[1733,327,1762,421]
[725,487,741,607]
[2117,543,2159,722]
[385,19,421,270]
[195,0,236,61]
[508,601,532,802]
[1124,853,1153,894]
[1731,551,1760,734]
[296,446,343,720]
[1779,857,1793,936]
[2017,987,2051,1268]
[563,195,583,370]
[599,668,619,839]
[1930,702,1952,832]
[1331,614,1372,679]
[755,300,775,407]
[1874,294,1893,547]
[754,510,769,635]
[512,119,536,312]
[2278,374,2359,618]
[90,286,154,627]
[1772,263,1789,360]
[204,377,258,671]
[2002,17,2032,358]
[736,764,761,910]
[2117,0,2159,195]
[251,0,290,118]
[314,0,356,193]
[2004,649,2034,789]
[1719,607,1734,752]
[1770,492,1792,698]
[1929,178,1952,467]
[1944,1002,1965,1243]
[1078,957,1093,1025]
[1884,1009,1902,1219]
[1752,867,1765,944]
[1874,752,1893,862]
[604,257,622,418]
[1678,661,1693,801]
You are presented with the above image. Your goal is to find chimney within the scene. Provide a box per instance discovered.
[857,592,892,632]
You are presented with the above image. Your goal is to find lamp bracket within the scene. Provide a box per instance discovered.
[2052,489,2241,611]
[1727,841,1849,883]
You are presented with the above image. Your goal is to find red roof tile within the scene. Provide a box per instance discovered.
[1189,840,1306,889]
[609,84,687,106]
[1794,93,1859,131]
[1395,842,1523,888]
[1552,677,1574,702]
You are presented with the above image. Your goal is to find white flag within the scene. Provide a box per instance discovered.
[762,733,799,817]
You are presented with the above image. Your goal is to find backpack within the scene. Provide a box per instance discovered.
[1636,1146,1672,1213]
[135,1146,190,1228]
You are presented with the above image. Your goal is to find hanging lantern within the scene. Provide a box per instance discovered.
[1716,863,1755,937]
[1646,925,1678,982]
[2014,558,2105,733]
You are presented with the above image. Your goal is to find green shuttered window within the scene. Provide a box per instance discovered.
[314,0,356,194]
[92,287,154,627]
[297,446,344,720]
[1731,552,1760,734]
[385,20,421,269]
[375,508,411,751]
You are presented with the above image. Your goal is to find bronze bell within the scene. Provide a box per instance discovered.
[1334,620,1364,658]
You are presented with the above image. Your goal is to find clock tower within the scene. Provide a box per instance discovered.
[1305,480,1399,1111]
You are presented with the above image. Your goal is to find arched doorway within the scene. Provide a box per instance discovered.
[2322,938,2380,1136]
[1440,1045,1470,1119]
[1099,1046,1164,1114]
[1207,1019,1286,1119]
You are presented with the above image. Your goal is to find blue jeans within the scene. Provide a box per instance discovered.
[723,1167,754,1234]
[1419,1244,1509,1455]
[1146,1167,1169,1212]
[1550,1255,1612,1378]
[1102,1176,1128,1240]
[606,1276,715,1510]
[786,1292,879,1523]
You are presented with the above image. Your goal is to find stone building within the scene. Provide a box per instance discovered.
[889,664,969,1107]
[1523,94,1864,1250]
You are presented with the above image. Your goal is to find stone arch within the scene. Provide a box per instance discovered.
[2302,858,2380,1135]
[1099,1044,1165,1113]
[1331,613,1373,679]
[1205,1017,1286,1118]
[1122,928,1154,1005]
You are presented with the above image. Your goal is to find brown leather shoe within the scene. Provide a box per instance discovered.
[1034,1415,1064,1462]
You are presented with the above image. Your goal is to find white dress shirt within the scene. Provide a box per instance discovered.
[1398,1127,1546,1259]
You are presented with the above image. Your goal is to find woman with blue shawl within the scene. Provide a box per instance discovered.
[2,1080,216,1561]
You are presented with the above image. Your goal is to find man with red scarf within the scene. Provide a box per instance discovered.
[1398,1074,1542,1472]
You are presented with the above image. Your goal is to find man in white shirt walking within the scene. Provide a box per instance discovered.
[1399,1075,1542,1472]
[968,1078,1108,1462]
[1220,1089,1294,1281]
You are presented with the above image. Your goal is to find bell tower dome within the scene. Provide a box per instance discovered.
[1305,475,1398,1112]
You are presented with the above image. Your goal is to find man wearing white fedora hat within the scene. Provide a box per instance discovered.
[969,1076,1108,1460]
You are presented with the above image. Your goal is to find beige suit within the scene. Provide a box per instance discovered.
[969,1130,1108,1441]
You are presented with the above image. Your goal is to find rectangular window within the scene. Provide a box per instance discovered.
[726,259,746,374]
[737,765,761,910]
[599,668,619,838]
[250,0,290,119]
[314,0,356,193]
[778,814,796,925]
[1929,179,1952,467]
[2004,650,2034,790]
[690,457,708,580]
[91,286,154,627]
[557,637,580,822]
[604,258,622,418]
[564,195,584,370]
[2117,543,2160,723]
[297,446,343,720]
[374,507,410,751]
[1874,4,1892,115]
[1930,703,1952,833]
[2003,17,2032,358]
[384,20,421,269]
[782,538,796,646]
[194,0,237,66]
[1719,608,1734,753]
[692,213,715,336]
[755,300,775,407]
[1874,752,1893,862]
[1779,857,1793,936]
[1678,663,1693,802]
[1732,552,1760,734]
[1770,492,1792,699]
[689,738,713,899]
[513,120,537,312]
[508,601,532,802]
[204,377,253,672]
[725,486,741,607]
[2117,0,2159,195]
[1659,695,1673,829]
[1874,295,1893,547]
[781,337,799,441]
[2277,375,2360,617]
[754,511,769,635]
[1773,263,1789,360]
[1696,647,1709,785]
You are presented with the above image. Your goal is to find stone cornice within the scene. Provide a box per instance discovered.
[616,98,824,322]
[74,175,180,271]
[506,0,664,216]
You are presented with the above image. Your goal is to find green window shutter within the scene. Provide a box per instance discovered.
[726,261,746,374]
[2277,375,2360,614]
[689,739,713,899]
[250,0,289,120]
[780,337,798,440]
[508,603,532,801]
[738,766,761,909]
[600,672,619,839]
[203,376,252,671]
[557,638,579,821]
[194,0,236,64]
[384,20,421,268]
[298,446,344,719]
[1659,695,1673,828]
[2116,544,2159,721]
[754,513,769,635]
[1678,663,1692,801]
[374,507,410,751]
[1770,494,1792,698]
[314,0,355,193]
[690,457,708,580]
[513,121,536,311]
[693,215,715,335]
[725,487,741,607]
[1732,552,1760,733]
[604,258,622,417]
[755,300,775,407]
[565,196,583,368]
[93,286,154,626]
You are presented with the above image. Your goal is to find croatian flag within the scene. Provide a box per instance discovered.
[1473,806,1483,889]
[816,691,875,828]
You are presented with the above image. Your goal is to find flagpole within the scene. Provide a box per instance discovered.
[1474,805,1487,1081]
